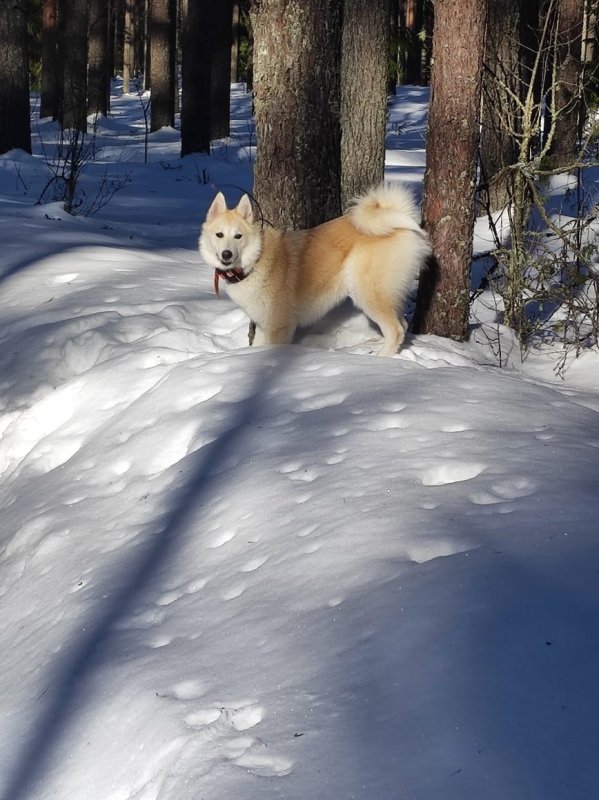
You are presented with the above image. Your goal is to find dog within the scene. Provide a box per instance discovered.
[199,183,431,356]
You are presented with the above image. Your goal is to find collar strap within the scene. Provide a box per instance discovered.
[214,267,248,297]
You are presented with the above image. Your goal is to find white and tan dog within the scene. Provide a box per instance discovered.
[199,184,431,356]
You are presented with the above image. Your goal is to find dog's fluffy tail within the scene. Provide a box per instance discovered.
[346,183,426,238]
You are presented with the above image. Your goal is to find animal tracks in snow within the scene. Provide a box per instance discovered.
[163,696,294,782]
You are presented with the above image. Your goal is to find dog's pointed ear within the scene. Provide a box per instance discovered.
[206,192,227,221]
[236,194,254,223]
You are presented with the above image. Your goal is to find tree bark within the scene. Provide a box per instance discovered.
[180,0,212,155]
[57,0,89,132]
[210,0,233,139]
[149,0,177,130]
[413,0,487,340]
[88,0,110,116]
[549,0,584,168]
[0,0,31,154]
[480,0,522,212]
[251,0,343,229]
[340,0,390,208]
[40,0,59,119]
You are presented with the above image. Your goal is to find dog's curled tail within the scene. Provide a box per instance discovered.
[346,183,426,238]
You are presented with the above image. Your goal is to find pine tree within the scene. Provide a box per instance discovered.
[340,0,390,208]
[180,0,212,155]
[0,0,31,154]
[88,0,110,116]
[150,0,177,130]
[57,0,89,132]
[413,0,487,340]
[250,0,343,229]
[40,0,59,119]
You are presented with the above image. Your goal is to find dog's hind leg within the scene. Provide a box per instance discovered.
[351,289,406,357]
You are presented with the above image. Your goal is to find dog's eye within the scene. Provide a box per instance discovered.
[234,233,243,240]
[215,232,224,238]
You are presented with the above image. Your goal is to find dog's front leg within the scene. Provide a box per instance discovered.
[252,324,295,347]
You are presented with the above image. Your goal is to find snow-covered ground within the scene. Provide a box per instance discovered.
[1,83,598,800]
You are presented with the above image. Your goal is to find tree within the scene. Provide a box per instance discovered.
[231,1,240,83]
[180,0,212,155]
[0,0,31,154]
[149,0,177,130]
[340,0,390,208]
[548,0,585,169]
[479,0,523,212]
[413,0,487,340]
[57,0,89,131]
[210,0,233,139]
[88,0,110,116]
[250,0,343,229]
[40,0,59,118]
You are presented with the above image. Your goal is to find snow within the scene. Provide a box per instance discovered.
[1,83,599,800]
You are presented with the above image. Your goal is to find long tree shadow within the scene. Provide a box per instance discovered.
[2,348,292,800]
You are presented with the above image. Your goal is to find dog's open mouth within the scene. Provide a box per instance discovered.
[213,267,248,296]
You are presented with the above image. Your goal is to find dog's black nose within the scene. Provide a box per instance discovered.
[221,249,233,262]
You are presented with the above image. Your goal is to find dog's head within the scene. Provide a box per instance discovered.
[199,193,261,275]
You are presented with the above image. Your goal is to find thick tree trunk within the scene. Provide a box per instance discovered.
[549,0,584,168]
[340,0,390,208]
[58,0,89,132]
[40,0,59,119]
[180,0,212,155]
[88,0,110,116]
[251,0,343,229]
[480,0,521,212]
[210,0,233,139]
[413,0,487,340]
[150,0,176,130]
[231,1,240,83]
[0,0,31,154]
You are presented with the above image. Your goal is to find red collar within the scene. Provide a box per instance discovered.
[214,267,248,297]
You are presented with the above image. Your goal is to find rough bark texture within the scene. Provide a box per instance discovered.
[231,1,240,83]
[251,0,343,229]
[180,0,212,155]
[480,0,522,212]
[150,0,176,130]
[340,0,390,208]
[413,0,487,341]
[88,0,110,116]
[549,0,584,168]
[40,0,59,119]
[0,0,31,154]
[210,0,233,139]
[58,0,89,131]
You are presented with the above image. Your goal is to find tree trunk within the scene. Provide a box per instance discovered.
[150,0,177,130]
[58,0,89,132]
[88,0,110,116]
[480,0,522,212]
[40,0,59,119]
[251,0,343,229]
[231,1,240,83]
[549,0,584,168]
[340,0,390,208]
[404,0,423,84]
[180,0,212,155]
[413,0,487,340]
[123,1,134,92]
[0,0,31,154]
[388,0,400,94]
[210,0,233,139]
